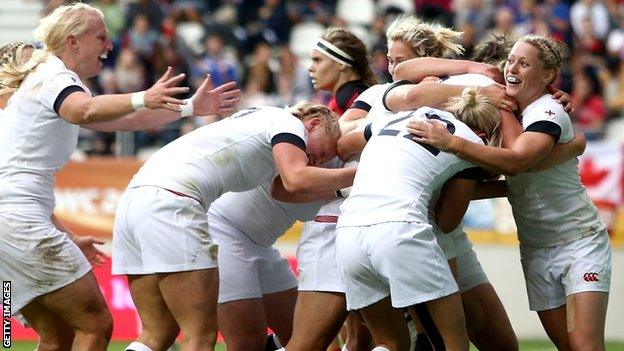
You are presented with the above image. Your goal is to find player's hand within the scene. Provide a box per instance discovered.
[192,75,241,118]
[549,86,574,114]
[407,120,454,150]
[73,236,108,267]
[471,62,504,84]
[144,66,190,111]
[480,84,517,112]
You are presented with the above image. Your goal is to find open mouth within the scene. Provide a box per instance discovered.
[506,75,520,85]
[98,53,108,63]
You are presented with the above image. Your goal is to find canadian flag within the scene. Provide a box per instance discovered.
[578,141,624,231]
[579,141,623,206]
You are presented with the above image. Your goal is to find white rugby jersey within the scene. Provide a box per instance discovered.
[442,73,496,87]
[207,156,343,247]
[129,106,308,209]
[337,106,485,228]
[506,94,605,246]
[0,55,90,217]
[350,83,389,118]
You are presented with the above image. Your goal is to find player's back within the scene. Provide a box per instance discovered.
[129,106,307,207]
[338,106,483,228]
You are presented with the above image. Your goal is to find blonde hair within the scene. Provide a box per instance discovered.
[386,16,464,58]
[289,101,341,139]
[0,3,103,94]
[321,28,377,87]
[516,35,564,85]
[445,87,501,147]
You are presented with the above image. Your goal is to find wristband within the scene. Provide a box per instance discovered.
[179,98,194,118]
[131,91,145,110]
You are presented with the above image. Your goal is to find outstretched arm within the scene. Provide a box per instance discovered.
[394,57,503,84]
[84,73,241,131]
[59,67,188,125]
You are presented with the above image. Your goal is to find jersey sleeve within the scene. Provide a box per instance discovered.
[40,70,90,114]
[523,99,569,142]
[269,112,308,151]
[349,84,386,112]
[381,80,413,111]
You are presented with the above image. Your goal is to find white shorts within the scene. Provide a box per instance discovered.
[455,248,489,293]
[436,229,473,261]
[297,219,346,293]
[209,214,297,303]
[112,186,218,275]
[0,214,91,315]
[520,229,612,311]
[336,221,458,310]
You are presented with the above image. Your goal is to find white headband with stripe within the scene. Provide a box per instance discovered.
[315,39,355,67]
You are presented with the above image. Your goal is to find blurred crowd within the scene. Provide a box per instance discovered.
[41,0,624,156]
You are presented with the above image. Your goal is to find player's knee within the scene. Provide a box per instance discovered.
[36,338,73,351]
[569,332,605,351]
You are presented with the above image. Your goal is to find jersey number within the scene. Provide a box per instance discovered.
[378,112,456,155]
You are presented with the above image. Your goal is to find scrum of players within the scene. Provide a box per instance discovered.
[0,3,611,351]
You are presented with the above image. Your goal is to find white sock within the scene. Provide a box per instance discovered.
[371,347,391,351]
[125,341,154,351]
[276,348,286,351]
[341,345,350,351]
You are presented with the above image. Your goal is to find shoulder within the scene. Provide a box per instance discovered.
[523,95,569,125]
[334,80,370,111]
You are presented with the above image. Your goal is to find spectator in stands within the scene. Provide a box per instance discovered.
[124,13,160,59]
[92,0,125,41]
[192,33,239,89]
[570,0,610,41]
[572,65,607,140]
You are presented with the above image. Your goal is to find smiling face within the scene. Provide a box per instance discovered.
[308,49,342,93]
[504,41,553,110]
[387,39,418,80]
[73,13,113,79]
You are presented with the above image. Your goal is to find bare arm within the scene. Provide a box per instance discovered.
[529,132,586,172]
[337,125,368,162]
[471,180,507,200]
[273,143,356,194]
[84,76,241,131]
[394,57,503,84]
[407,119,556,175]
[435,178,476,233]
[59,68,188,125]
[386,82,515,113]
[500,109,523,148]
[271,175,337,203]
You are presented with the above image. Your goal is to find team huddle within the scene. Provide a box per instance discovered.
[0,3,613,351]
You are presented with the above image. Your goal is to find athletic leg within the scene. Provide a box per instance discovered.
[159,268,219,351]
[20,301,75,351]
[127,274,180,350]
[285,291,349,351]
